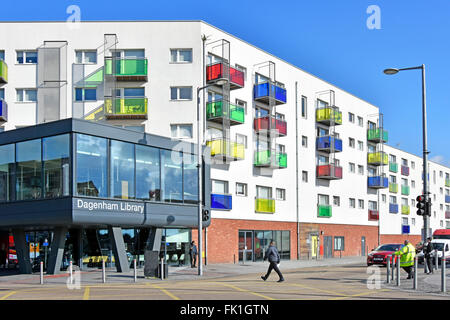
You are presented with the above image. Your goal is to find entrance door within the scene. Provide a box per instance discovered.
[324,236,333,258]
[311,235,318,258]
[238,231,253,262]
[361,236,366,256]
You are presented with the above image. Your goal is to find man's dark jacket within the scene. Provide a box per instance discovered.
[264,245,280,263]
[425,242,433,258]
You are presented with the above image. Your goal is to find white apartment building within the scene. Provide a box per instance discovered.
[0,20,449,264]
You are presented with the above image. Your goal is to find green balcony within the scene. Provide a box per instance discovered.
[255,198,275,213]
[367,152,388,166]
[206,100,245,125]
[317,204,332,218]
[105,58,148,81]
[254,150,287,169]
[401,185,410,196]
[206,139,245,161]
[316,107,342,126]
[389,183,398,193]
[0,60,7,84]
[105,97,148,119]
[446,179,450,188]
[367,128,388,143]
[389,162,398,173]
[401,205,410,215]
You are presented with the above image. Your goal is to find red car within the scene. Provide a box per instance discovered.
[367,243,402,266]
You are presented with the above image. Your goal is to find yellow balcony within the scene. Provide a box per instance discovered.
[206,139,244,161]
[255,198,275,213]
[367,152,388,166]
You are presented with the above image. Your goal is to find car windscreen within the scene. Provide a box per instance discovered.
[376,244,400,251]
[432,243,448,251]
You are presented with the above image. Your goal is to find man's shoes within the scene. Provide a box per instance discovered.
[277,278,285,283]
[261,276,267,281]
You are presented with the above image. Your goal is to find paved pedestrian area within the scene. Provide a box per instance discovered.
[0,257,449,300]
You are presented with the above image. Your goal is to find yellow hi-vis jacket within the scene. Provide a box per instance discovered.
[394,243,416,267]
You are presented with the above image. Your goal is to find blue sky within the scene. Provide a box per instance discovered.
[1,0,449,167]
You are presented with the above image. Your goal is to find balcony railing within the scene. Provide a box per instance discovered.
[389,203,399,213]
[0,60,7,84]
[211,193,232,210]
[206,63,245,90]
[367,128,388,143]
[255,198,275,213]
[367,152,388,166]
[254,150,287,168]
[317,204,332,218]
[206,100,245,125]
[401,185,410,196]
[446,195,450,204]
[105,58,148,81]
[401,165,410,176]
[368,210,379,221]
[389,183,398,193]
[253,81,287,105]
[104,97,148,119]
[316,164,343,180]
[389,162,398,173]
[446,179,450,187]
[445,211,450,219]
[368,176,388,189]
[206,139,245,161]
[401,205,410,215]
[316,135,343,153]
[254,115,287,137]
[315,107,342,125]
[0,99,7,122]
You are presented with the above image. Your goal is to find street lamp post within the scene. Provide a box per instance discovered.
[383,65,430,242]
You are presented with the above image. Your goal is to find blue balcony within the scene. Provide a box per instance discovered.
[0,99,7,122]
[368,176,388,189]
[316,136,342,153]
[253,81,287,105]
[446,195,450,204]
[402,225,410,234]
[211,193,232,210]
[389,203,399,213]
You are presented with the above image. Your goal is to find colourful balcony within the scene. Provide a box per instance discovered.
[316,107,342,126]
[389,183,398,193]
[255,198,275,213]
[389,203,399,213]
[211,193,232,210]
[445,179,450,187]
[317,204,332,218]
[401,205,410,215]
[316,164,343,180]
[0,60,7,84]
[0,99,7,122]
[368,176,388,189]
[367,128,388,143]
[253,82,287,105]
[206,100,245,125]
[254,116,287,137]
[105,97,148,119]
[367,152,388,166]
[206,139,245,161]
[316,136,343,153]
[254,150,287,169]
[105,58,148,81]
[401,185,410,196]
[206,63,245,90]
[446,195,450,203]
[401,165,410,176]
[389,162,398,173]
[445,211,450,219]
[368,210,379,221]
[402,225,410,234]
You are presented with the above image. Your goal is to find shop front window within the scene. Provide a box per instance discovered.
[161,150,183,203]
[43,134,70,198]
[136,145,160,201]
[110,140,135,200]
[0,144,14,202]
[183,153,198,204]
[16,139,42,200]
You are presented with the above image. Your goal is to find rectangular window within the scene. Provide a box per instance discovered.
[318,194,329,205]
[357,116,363,127]
[301,96,307,118]
[358,165,364,175]
[411,161,415,169]
[349,138,355,148]
[358,141,364,151]
[183,153,199,204]
[257,185,272,199]
[368,201,377,210]
[136,145,161,201]
[236,99,247,114]
[402,217,408,225]
[349,198,356,208]
[17,50,37,64]
[276,188,286,201]
[212,180,229,194]
[302,171,308,183]
[74,88,96,102]
[334,237,345,251]
[0,88,4,100]
[170,49,193,63]
[43,134,70,199]
[349,162,355,173]
[348,112,355,123]
[302,136,308,148]
[390,196,397,204]
[161,149,182,203]
[0,144,15,202]
[170,87,193,100]
[236,182,247,196]
[382,194,386,203]
[75,50,97,64]
[110,140,135,200]
[358,199,364,209]
[170,124,193,139]
[16,89,37,102]
[236,134,247,149]
[333,196,340,207]
[16,139,42,200]
[0,50,4,61]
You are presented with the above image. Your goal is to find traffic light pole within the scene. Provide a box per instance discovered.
[420,64,430,242]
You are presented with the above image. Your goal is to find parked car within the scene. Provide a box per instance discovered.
[367,244,402,266]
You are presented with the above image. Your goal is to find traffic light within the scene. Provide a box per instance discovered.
[202,209,210,221]
[416,195,426,216]
[426,199,432,216]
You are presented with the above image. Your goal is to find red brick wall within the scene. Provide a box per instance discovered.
[380,234,422,247]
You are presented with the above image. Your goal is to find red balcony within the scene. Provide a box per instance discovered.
[254,115,287,137]
[368,210,379,221]
[316,164,343,180]
[206,62,244,90]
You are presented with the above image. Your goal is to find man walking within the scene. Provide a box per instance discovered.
[189,241,197,268]
[424,237,434,274]
[394,240,416,279]
[261,240,284,282]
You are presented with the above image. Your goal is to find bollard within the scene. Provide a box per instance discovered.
[396,256,401,286]
[102,259,106,283]
[386,255,391,284]
[40,261,44,285]
[391,254,395,281]
[133,259,137,283]
[69,260,73,285]
[442,249,446,293]
[435,251,438,271]
[413,256,418,290]
[160,258,164,280]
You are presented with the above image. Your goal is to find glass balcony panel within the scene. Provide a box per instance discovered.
[105,97,148,118]
[206,63,245,89]
[0,60,8,83]
[254,150,287,168]
[211,193,232,210]
[316,136,343,153]
[367,128,388,143]
[401,205,410,215]
[389,203,399,213]
[315,107,342,125]
[255,198,275,213]
[0,99,7,122]
[254,116,287,136]
[389,183,398,193]
[368,210,379,221]
[402,225,410,234]
[401,185,410,195]
[317,204,332,218]
[206,101,244,125]
[105,58,148,79]
[253,82,287,105]
[206,139,245,160]
[317,164,343,179]
[446,195,450,203]
[446,179,450,187]
[401,165,410,176]
[368,176,388,189]
[389,162,398,173]
[367,152,388,166]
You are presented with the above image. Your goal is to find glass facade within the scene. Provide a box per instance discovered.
[43,134,70,198]
[136,145,160,201]
[16,139,42,200]
[0,144,14,202]
[110,140,135,199]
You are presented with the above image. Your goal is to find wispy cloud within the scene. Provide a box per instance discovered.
[429,155,450,167]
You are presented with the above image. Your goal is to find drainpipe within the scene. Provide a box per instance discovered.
[295,81,300,260]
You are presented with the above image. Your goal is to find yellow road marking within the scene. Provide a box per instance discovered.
[287,283,348,298]
[213,282,275,300]
[146,283,180,300]
[83,287,90,300]
[330,289,391,300]
[0,291,16,300]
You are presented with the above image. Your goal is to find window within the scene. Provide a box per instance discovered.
[401,158,408,166]
[257,186,272,199]
[357,116,363,127]
[136,145,161,201]
[302,171,308,183]
[333,196,340,206]
[16,50,37,64]
[301,96,307,118]
[74,88,96,101]
[183,153,198,204]
[170,87,192,100]
[358,141,364,151]
[390,196,397,204]
[0,50,4,61]
[212,180,228,195]
[236,183,247,196]
[302,136,308,148]
[349,162,355,173]
[75,50,97,64]
[276,188,286,201]
[236,134,247,149]
[348,112,355,123]
[358,199,364,209]
[382,194,386,203]
[402,217,408,225]
[0,144,15,202]
[114,49,145,59]
[349,198,356,208]
[110,140,135,200]
[43,135,70,199]
[161,149,183,203]
[368,201,377,210]
[170,49,192,63]
[334,237,345,251]
[16,139,42,200]
[411,161,415,169]
[412,180,415,188]
[349,138,355,148]
[358,165,364,175]
[412,218,416,226]
[0,88,4,100]
[170,124,193,139]
[16,89,37,102]
[236,99,247,114]
[318,194,329,205]
[389,154,397,164]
